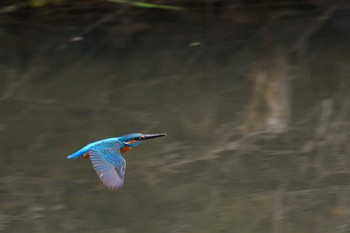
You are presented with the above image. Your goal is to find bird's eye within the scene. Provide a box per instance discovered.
[139,136,145,140]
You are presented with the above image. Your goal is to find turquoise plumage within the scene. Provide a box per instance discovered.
[67,133,166,190]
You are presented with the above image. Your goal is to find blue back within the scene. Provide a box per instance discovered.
[67,134,145,159]
[67,138,121,159]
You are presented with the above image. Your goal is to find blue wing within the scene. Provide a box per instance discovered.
[89,141,126,190]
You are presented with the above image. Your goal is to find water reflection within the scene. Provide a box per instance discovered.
[0,14,350,233]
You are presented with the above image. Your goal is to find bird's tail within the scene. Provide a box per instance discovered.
[67,147,89,159]
[67,152,81,159]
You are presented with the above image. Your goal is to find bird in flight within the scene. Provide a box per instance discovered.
[67,133,166,190]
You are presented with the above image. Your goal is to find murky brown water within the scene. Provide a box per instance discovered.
[0,12,350,233]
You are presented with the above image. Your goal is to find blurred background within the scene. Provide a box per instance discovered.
[0,0,350,232]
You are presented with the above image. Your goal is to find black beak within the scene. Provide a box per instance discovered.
[139,133,167,141]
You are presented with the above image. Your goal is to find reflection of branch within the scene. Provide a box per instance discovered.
[0,33,54,101]
[160,128,295,172]
[314,92,350,174]
[273,183,287,233]
[71,5,130,40]
[263,10,299,38]
[292,4,340,57]
[328,92,350,157]
[0,4,19,14]
[259,3,341,57]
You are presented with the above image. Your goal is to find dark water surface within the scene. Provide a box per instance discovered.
[0,13,350,233]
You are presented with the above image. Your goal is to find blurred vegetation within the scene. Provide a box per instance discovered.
[0,0,346,13]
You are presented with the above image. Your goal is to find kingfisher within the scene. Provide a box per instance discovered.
[67,133,166,190]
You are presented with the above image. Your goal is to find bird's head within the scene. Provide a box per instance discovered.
[118,133,167,148]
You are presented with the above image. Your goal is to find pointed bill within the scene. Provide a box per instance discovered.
[139,133,167,141]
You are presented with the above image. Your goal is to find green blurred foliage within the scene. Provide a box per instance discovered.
[29,0,65,8]
[26,0,184,10]
[104,0,185,11]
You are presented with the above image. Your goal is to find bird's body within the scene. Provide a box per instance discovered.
[67,133,166,190]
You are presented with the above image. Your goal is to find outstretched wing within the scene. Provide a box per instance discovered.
[89,142,126,190]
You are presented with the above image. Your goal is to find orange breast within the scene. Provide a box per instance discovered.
[120,140,136,153]
[120,146,131,153]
